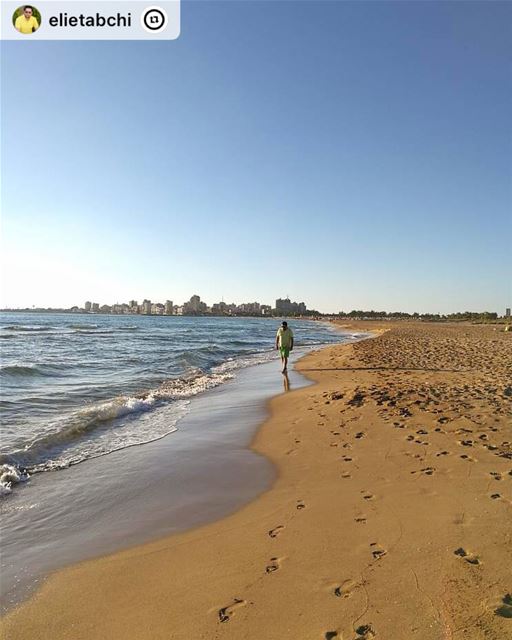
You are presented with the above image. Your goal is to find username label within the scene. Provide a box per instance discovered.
[2,1,180,40]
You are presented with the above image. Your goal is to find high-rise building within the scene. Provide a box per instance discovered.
[275,298,293,314]
[143,300,152,314]
[275,298,308,315]
[165,300,174,315]
[84,301,91,312]
[506,308,511,318]
[92,303,99,312]
[183,295,207,314]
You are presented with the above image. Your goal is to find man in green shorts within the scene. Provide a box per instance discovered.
[275,321,294,373]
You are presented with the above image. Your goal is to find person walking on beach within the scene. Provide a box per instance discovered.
[276,321,294,373]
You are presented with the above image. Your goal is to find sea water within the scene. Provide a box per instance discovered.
[0,313,361,495]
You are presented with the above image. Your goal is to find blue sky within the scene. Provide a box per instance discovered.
[1,0,511,313]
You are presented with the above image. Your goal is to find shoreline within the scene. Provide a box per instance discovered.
[2,322,511,639]
[1,322,363,613]
[0,348,319,612]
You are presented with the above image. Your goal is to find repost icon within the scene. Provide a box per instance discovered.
[142,6,167,33]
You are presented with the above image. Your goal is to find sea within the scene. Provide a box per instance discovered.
[0,313,361,497]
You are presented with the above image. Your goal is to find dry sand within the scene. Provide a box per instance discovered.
[2,322,511,640]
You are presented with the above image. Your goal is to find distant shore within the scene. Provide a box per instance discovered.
[2,321,511,639]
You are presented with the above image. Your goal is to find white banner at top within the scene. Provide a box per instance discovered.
[1,0,180,40]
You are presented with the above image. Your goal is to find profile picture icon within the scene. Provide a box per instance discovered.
[13,5,41,34]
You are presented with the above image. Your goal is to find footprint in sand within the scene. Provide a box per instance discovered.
[370,543,387,560]
[355,517,366,524]
[334,580,356,598]
[296,500,306,510]
[324,632,339,640]
[355,623,376,638]
[411,467,435,476]
[495,593,512,619]
[266,557,282,573]
[341,472,351,479]
[362,492,374,501]
[436,450,450,457]
[268,525,285,538]
[454,547,481,565]
[355,432,366,439]
[218,598,246,623]
[490,493,502,500]
[490,472,502,481]
[341,456,353,462]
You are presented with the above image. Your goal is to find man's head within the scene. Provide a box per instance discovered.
[282,321,288,328]
[23,5,33,18]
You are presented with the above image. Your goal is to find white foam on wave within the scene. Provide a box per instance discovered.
[78,394,157,423]
[155,371,235,400]
[0,464,30,496]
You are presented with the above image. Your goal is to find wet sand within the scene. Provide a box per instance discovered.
[2,322,511,640]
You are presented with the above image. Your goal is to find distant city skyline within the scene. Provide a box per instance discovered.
[1,293,508,319]
[1,2,510,314]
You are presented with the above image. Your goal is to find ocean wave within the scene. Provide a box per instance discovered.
[0,464,30,496]
[0,362,66,378]
[0,364,42,376]
[0,367,240,491]
[0,394,160,475]
[68,324,138,333]
[67,323,99,330]
[155,370,235,400]
[1,325,54,332]
[72,329,115,335]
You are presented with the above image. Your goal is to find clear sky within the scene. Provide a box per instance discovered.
[1,1,511,313]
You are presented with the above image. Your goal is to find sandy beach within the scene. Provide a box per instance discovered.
[2,322,511,640]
